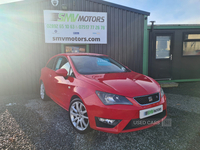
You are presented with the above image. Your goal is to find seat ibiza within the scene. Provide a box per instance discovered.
[40,53,167,134]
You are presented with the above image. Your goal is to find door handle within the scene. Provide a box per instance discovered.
[170,54,173,60]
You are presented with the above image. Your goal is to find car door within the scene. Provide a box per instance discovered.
[52,56,76,108]
[44,57,57,95]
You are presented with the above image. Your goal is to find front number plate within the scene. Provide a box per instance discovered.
[139,105,163,119]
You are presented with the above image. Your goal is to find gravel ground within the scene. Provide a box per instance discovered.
[1,82,200,150]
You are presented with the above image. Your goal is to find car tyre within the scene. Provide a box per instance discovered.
[69,98,91,134]
[40,81,49,101]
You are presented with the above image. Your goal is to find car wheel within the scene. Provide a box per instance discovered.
[40,81,48,101]
[69,98,91,134]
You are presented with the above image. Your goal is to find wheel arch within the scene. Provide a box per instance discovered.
[69,93,87,110]
[70,95,81,102]
[68,86,97,111]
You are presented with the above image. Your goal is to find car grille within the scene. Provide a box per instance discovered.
[134,93,160,105]
[123,110,166,130]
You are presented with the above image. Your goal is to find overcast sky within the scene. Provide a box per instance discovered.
[104,0,200,24]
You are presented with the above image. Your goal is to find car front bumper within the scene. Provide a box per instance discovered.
[84,94,167,134]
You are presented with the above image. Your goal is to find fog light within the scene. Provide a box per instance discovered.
[98,117,121,126]
[99,118,115,125]
[95,117,121,128]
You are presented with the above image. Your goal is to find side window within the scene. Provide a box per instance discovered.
[55,58,63,71]
[46,57,56,70]
[183,33,200,56]
[60,61,74,77]
[55,57,75,77]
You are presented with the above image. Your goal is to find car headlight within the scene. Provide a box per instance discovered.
[96,91,133,105]
[161,88,165,98]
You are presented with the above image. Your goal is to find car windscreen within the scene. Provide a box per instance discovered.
[70,55,130,75]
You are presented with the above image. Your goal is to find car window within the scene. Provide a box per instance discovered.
[55,57,75,77]
[70,55,130,75]
[55,58,63,70]
[46,57,56,70]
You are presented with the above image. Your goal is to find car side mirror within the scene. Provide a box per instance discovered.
[56,69,68,77]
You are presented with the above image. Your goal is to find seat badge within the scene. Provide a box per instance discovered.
[148,96,153,102]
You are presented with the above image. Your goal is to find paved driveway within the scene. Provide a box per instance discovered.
[1,82,200,150]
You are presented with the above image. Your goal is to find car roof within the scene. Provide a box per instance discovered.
[56,53,108,57]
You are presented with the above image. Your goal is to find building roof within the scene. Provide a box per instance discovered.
[148,24,200,26]
[147,24,200,29]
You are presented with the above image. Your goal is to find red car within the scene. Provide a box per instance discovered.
[40,53,167,134]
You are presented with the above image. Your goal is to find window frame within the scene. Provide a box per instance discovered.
[182,32,200,57]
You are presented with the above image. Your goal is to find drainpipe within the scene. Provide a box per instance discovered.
[142,15,148,75]
[150,21,155,32]
[149,21,155,76]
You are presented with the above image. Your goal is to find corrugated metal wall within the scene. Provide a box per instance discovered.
[0,0,145,96]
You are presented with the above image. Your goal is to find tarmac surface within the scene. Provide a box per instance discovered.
[0,82,200,150]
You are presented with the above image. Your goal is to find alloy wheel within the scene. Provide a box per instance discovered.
[70,101,89,131]
[40,82,45,100]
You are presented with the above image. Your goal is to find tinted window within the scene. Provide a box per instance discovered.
[70,56,129,75]
[46,57,56,69]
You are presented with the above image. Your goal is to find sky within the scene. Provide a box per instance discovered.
[1,0,200,24]
[104,0,200,24]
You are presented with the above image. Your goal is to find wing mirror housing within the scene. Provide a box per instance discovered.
[56,69,68,77]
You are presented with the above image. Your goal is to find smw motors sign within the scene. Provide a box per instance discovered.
[44,10,107,44]
[57,13,105,22]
